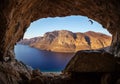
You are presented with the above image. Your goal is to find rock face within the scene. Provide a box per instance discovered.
[0,0,120,59]
[19,30,112,52]
[0,60,32,84]
[0,53,119,84]
[64,50,116,72]
[18,37,41,45]
[0,0,120,84]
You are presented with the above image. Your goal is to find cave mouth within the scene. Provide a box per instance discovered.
[14,15,112,72]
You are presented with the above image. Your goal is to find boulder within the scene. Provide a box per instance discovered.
[64,50,116,72]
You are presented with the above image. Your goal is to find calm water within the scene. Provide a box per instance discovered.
[14,44,74,72]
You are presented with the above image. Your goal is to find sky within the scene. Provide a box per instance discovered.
[24,15,111,39]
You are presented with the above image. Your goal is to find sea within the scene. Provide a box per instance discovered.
[14,44,74,72]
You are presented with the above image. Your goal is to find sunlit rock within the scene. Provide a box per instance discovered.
[19,30,112,53]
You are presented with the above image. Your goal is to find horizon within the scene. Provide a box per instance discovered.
[24,15,111,39]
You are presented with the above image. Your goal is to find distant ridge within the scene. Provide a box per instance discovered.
[18,30,112,53]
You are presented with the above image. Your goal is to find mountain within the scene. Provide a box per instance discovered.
[18,37,42,45]
[18,30,112,53]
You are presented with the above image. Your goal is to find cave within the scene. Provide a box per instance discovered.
[15,15,112,72]
[0,0,120,84]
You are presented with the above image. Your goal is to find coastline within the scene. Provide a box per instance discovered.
[42,72,62,77]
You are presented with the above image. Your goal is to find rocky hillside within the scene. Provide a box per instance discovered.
[18,37,42,45]
[18,30,112,52]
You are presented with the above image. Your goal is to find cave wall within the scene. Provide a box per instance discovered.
[0,0,120,60]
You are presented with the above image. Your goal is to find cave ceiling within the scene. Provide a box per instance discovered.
[0,0,120,58]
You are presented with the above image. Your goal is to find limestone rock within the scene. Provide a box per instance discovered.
[64,50,116,72]
[0,0,120,59]
[0,0,120,84]
[18,37,41,45]
[19,30,112,53]
[0,60,32,84]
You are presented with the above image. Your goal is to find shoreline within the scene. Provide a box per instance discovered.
[42,72,62,77]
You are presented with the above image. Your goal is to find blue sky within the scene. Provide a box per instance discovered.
[24,15,111,38]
